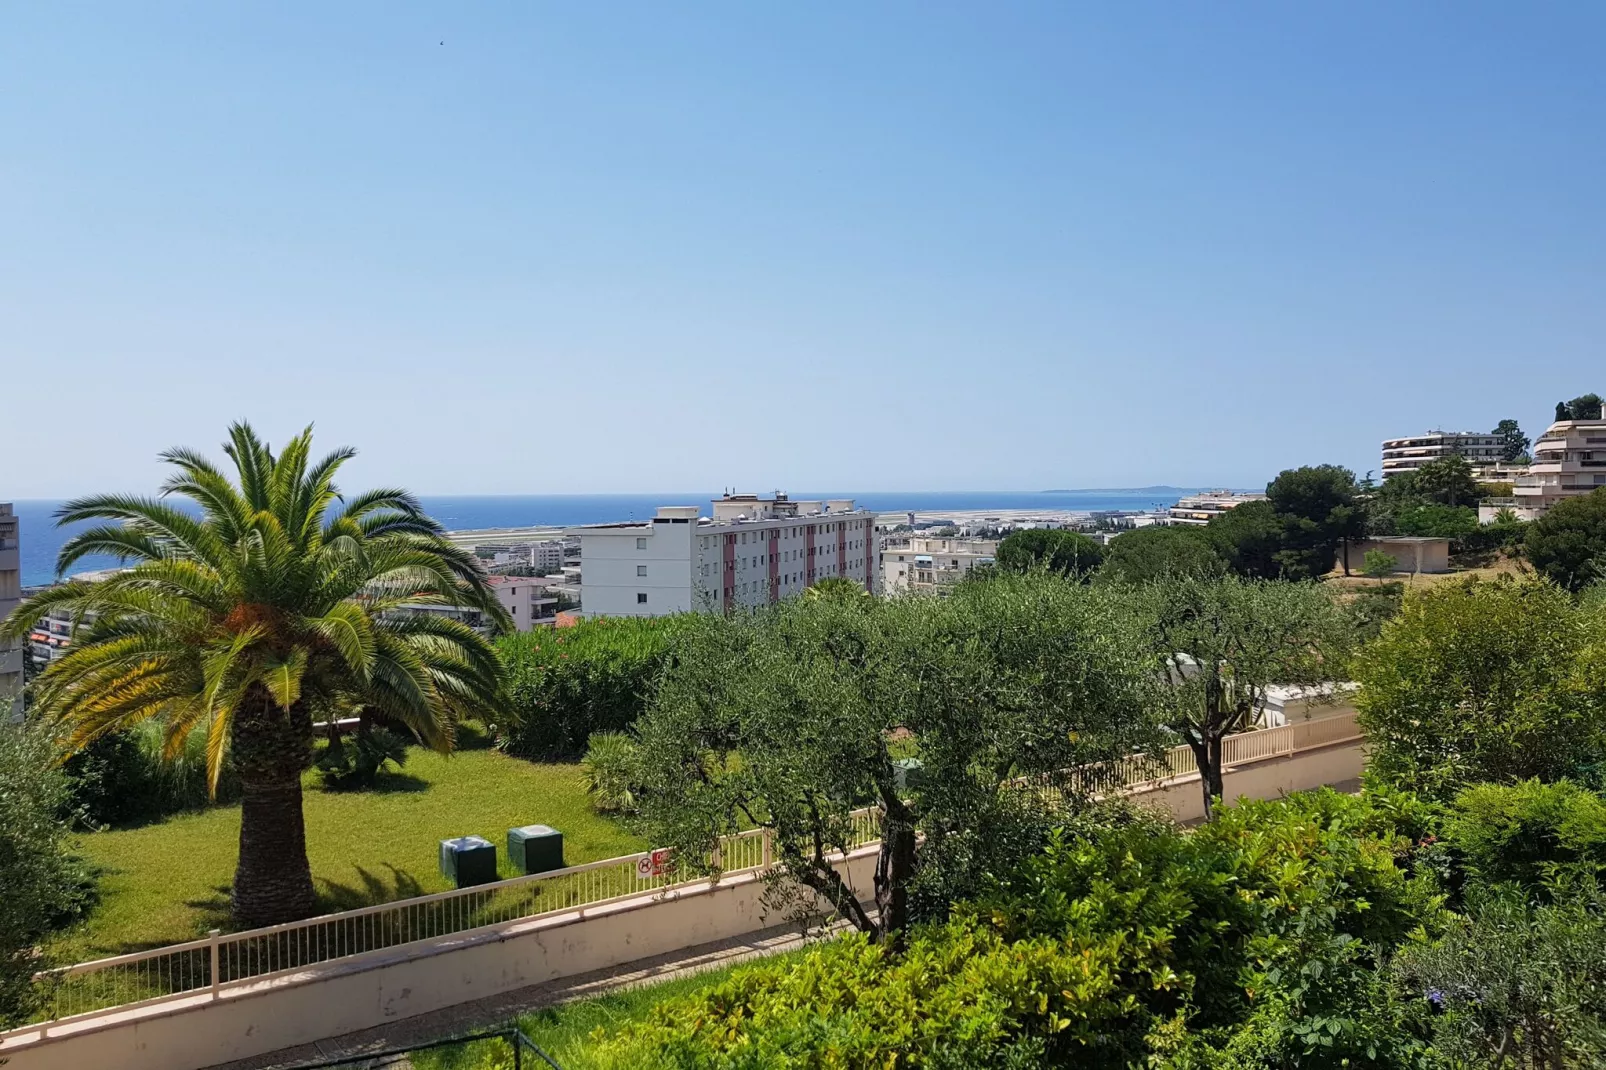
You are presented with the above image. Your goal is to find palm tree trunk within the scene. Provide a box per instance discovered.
[230,686,317,928]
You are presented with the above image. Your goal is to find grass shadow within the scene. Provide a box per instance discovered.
[317,864,426,913]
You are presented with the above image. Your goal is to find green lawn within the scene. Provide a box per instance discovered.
[57,732,645,961]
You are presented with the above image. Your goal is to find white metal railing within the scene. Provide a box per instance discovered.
[19,713,1356,1032]
[27,811,884,1029]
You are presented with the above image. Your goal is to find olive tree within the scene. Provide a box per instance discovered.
[1135,574,1352,820]
[629,573,1162,947]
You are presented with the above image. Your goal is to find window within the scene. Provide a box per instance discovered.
[637,593,648,604]
[637,565,647,577]
[636,538,647,550]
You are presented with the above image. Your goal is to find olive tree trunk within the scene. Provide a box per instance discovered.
[230,686,317,928]
[874,793,918,949]
[1184,730,1225,822]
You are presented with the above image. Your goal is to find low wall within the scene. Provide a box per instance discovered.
[1133,738,1365,823]
[1,852,879,1070]
[2,734,1365,1070]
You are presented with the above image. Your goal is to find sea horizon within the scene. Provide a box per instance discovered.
[10,487,1228,586]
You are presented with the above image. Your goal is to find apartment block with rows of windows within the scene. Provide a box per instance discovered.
[1380,430,1506,480]
[1498,406,1606,521]
[880,536,997,595]
[569,494,876,617]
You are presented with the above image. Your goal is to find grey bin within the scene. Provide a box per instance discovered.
[439,835,498,888]
[508,824,564,874]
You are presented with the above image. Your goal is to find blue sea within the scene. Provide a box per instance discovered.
[12,489,1198,587]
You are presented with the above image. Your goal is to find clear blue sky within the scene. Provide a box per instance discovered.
[5,3,1603,497]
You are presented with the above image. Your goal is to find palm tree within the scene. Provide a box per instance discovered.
[1,424,511,928]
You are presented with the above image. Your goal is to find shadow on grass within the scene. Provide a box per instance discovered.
[317,864,427,913]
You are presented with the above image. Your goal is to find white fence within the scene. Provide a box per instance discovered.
[17,713,1357,1033]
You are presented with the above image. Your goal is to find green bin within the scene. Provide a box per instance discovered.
[508,824,564,874]
[893,758,925,793]
[439,835,498,888]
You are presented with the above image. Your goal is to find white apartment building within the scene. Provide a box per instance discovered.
[1381,431,1505,480]
[0,505,21,720]
[1168,491,1267,526]
[26,567,124,668]
[881,536,997,595]
[485,575,559,630]
[477,540,566,574]
[1497,405,1606,521]
[569,494,876,617]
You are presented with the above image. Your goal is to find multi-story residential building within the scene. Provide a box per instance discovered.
[569,493,875,617]
[1497,404,1606,521]
[1381,430,1505,480]
[1167,491,1267,526]
[486,575,559,630]
[880,536,997,595]
[477,540,567,574]
[26,567,123,668]
[0,505,21,721]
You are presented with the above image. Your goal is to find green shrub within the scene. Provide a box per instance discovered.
[316,724,410,789]
[1446,780,1606,892]
[1355,579,1606,800]
[496,617,687,759]
[576,789,1444,1069]
[1,722,93,1027]
[1347,582,1404,644]
[1394,882,1606,1069]
[589,919,1137,1069]
[1525,486,1606,591]
[65,720,240,828]
[579,732,640,813]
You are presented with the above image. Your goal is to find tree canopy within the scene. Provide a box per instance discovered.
[1134,574,1352,819]
[1203,499,1285,580]
[994,528,1104,578]
[629,572,1162,944]
[1411,454,1479,508]
[1096,525,1224,586]
[1525,487,1606,591]
[1492,418,1529,462]
[1559,393,1605,422]
[1265,465,1364,578]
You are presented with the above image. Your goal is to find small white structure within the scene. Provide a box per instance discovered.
[1343,536,1450,575]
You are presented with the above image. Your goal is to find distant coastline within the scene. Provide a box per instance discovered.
[12,488,1202,586]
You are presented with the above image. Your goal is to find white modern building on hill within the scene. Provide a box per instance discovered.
[1495,405,1606,521]
[1381,430,1505,480]
[0,505,21,721]
[1168,491,1266,526]
[569,494,875,617]
[881,536,997,595]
